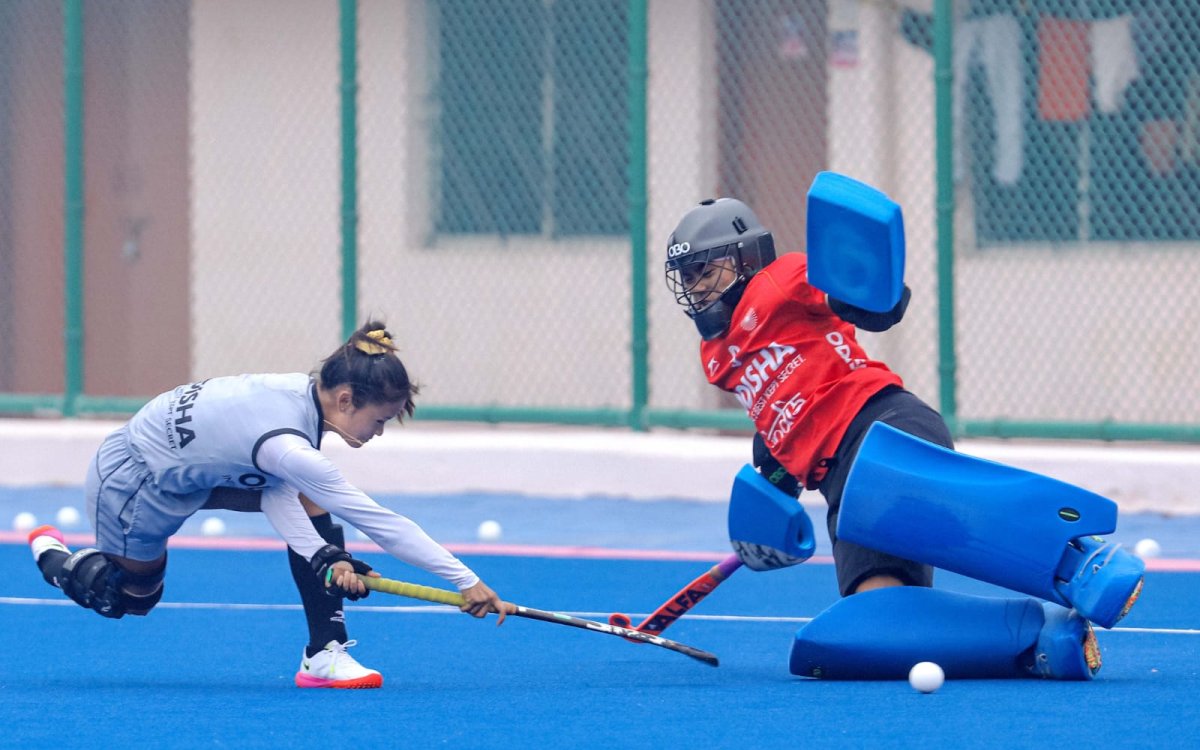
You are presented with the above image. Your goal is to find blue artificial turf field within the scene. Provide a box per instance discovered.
[2,488,1199,749]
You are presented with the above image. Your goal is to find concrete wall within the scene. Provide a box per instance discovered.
[191,0,342,379]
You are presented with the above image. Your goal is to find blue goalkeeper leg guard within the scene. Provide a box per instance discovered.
[837,423,1144,628]
[789,587,1101,680]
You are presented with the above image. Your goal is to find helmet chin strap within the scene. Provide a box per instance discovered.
[323,419,365,447]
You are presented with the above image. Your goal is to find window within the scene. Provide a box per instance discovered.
[433,0,629,237]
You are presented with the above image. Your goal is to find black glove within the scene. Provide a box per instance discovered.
[827,284,911,332]
[310,544,373,601]
[752,432,801,498]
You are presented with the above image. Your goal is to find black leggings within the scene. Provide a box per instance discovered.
[817,386,954,596]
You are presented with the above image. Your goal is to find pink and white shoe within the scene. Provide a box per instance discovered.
[294,639,383,689]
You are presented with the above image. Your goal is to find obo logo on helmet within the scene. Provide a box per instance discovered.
[667,242,692,258]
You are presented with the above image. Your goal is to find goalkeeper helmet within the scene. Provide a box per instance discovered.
[665,198,776,340]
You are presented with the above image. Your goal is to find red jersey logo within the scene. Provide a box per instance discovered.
[698,253,902,488]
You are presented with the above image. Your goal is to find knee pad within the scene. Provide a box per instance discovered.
[59,549,165,619]
[117,563,166,616]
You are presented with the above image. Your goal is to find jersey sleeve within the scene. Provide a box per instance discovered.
[257,433,480,590]
[764,253,826,306]
[259,482,328,560]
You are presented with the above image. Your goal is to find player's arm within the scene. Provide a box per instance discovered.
[256,482,329,560]
[458,580,513,623]
[826,284,911,332]
[256,433,484,592]
[257,482,375,600]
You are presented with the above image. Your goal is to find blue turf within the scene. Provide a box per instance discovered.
[2,541,1199,749]
[5,485,1198,557]
[3,485,1200,748]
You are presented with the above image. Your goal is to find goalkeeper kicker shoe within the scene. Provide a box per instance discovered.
[1056,536,1144,629]
[295,639,383,689]
[1031,604,1102,680]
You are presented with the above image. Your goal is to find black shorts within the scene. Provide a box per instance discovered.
[202,486,264,512]
[816,386,954,596]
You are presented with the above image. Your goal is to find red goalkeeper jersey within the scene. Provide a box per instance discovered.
[699,252,903,489]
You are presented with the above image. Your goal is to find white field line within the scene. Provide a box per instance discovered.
[2,597,1197,634]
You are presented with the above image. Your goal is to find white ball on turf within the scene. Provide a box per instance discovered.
[1134,538,1161,559]
[200,517,227,536]
[476,520,502,542]
[909,661,944,693]
[56,506,83,529]
[12,511,38,532]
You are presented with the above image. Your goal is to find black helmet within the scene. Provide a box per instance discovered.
[664,198,776,340]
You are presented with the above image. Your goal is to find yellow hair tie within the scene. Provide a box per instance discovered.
[354,329,393,356]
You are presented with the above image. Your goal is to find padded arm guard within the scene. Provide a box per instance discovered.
[310,544,373,601]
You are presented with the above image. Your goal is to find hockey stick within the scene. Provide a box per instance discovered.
[606,464,816,638]
[608,553,743,635]
[359,575,719,667]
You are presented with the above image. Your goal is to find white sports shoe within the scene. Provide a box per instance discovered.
[294,639,383,689]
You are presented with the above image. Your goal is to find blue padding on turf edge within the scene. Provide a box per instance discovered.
[837,423,1119,607]
[806,171,905,313]
[790,587,1046,680]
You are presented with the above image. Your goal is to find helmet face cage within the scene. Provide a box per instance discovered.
[665,243,741,315]
[665,232,775,316]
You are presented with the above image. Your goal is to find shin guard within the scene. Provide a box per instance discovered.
[789,587,1100,681]
[837,423,1144,628]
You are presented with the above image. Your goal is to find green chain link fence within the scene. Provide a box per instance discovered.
[946,0,1200,440]
[1,0,1198,442]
